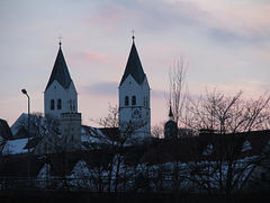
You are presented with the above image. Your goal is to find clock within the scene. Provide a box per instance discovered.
[131,108,142,119]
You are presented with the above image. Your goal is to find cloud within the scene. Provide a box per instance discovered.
[180,0,270,42]
[98,0,270,43]
[80,81,118,96]
[82,83,170,99]
[152,89,168,100]
[85,51,107,61]
[76,50,109,64]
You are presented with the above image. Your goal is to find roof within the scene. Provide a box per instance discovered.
[0,130,269,178]
[169,105,173,118]
[45,44,72,90]
[11,113,47,139]
[120,41,146,86]
[142,130,270,164]
[0,119,12,140]
[2,138,30,155]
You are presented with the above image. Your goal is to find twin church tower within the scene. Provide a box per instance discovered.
[44,37,151,138]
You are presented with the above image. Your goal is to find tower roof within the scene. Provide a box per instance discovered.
[169,105,174,118]
[45,43,72,90]
[120,40,146,86]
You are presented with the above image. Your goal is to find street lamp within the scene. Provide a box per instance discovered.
[21,89,30,179]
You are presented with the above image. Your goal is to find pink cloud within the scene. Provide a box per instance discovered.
[72,50,110,66]
[86,4,128,32]
[84,51,108,63]
[187,0,270,38]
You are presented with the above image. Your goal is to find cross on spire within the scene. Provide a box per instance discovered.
[131,30,135,41]
[58,36,62,47]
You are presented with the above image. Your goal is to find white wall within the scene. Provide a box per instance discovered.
[119,75,151,137]
[44,80,78,118]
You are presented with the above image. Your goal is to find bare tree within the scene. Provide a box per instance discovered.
[185,90,270,134]
[95,104,150,192]
[184,89,270,194]
[151,123,164,139]
[93,104,129,192]
[168,57,188,128]
[95,104,119,128]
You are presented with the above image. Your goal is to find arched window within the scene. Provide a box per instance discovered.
[125,96,129,106]
[57,99,62,110]
[132,96,136,106]
[50,99,55,110]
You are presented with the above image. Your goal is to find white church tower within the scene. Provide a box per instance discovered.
[119,36,151,139]
[44,42,81,151]
[44,42,78,119]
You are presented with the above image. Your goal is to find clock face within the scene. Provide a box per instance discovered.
[131,108,142,119]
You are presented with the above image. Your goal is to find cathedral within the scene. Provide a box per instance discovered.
[43,36,151,146]
[1,36,153,155]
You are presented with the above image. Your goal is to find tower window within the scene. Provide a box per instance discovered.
[50,99,55,110]
[132,96,136,106]
[125,96,129,106]
[57,99,62,110]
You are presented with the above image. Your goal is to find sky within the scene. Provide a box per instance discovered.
[0,0,270,127]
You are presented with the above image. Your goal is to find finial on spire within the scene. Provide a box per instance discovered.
[131,30,135,42]
[58,36,62,47]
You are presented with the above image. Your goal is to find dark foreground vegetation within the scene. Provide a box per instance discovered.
[0,191,269,203]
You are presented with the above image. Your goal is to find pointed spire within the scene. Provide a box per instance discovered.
[169,104,174,119]
[45,42,72,90]
[120,36,145,86]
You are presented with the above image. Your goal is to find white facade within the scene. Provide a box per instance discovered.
[44,80,77,119]
[119,74,151,138]
[60,112,81,150]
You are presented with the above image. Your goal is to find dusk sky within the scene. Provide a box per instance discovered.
[0,0,270,127]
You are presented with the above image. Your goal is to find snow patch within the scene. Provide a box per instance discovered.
[2,138,30,155]
[202,144,214,156]
[241,140,252,152]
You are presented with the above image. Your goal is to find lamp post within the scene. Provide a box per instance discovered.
[21,89,30,179]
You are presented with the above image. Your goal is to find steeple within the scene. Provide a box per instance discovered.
[44,42,78,119]
[120,38,146,86]
[118,35,151,140]
[164,105,178,139]
[45,43,72,91]
[169,105,174,120]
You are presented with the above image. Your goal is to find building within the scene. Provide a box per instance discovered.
[44,41,78,119]
[119,36,151,141]
[43,36,151,147]
[164,105,178,139]
[2,36,152,155]
[0,119,12,142]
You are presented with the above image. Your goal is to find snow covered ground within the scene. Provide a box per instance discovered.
[33,155,260,193]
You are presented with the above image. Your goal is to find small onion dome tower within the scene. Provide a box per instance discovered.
[164,105,178,139]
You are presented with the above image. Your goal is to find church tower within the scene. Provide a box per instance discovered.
[44,42,78,119]
[164,105,178,139]
[119,36,151,139]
